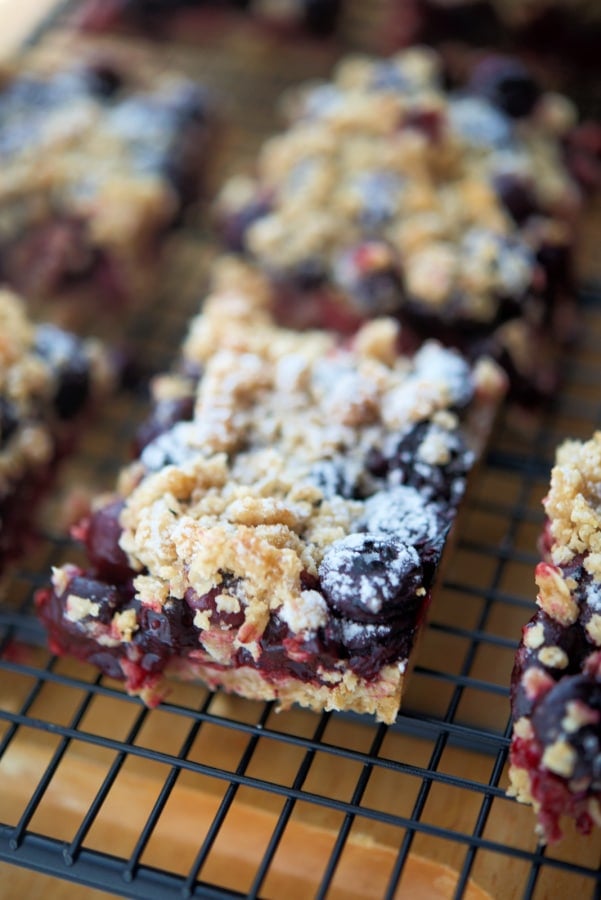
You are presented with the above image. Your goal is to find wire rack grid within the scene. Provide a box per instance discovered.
[2,299,601,900]
[1,8,601,899]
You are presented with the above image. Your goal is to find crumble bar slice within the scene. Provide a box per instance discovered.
[36,262,505,721]
[216,46,581,408]
[0,290,115,572]
[0,43,213,330]
[509,432,601,842]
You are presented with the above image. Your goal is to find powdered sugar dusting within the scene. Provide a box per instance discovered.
[357,486,443,547]
[413,342,474,408]
[319,533,421,618]
[585,581,601,613]
[279,589,329,634]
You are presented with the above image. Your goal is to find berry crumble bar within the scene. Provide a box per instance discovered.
[35,261,506,721]
[0,290,114,573]
[215,47,581,408]
[0,43,213,329]
[509,433,601,842]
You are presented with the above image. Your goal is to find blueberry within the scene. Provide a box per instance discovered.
[333,241,404,316]
[493,172,539,224]
[469,55,541,119]
[85,62,125,99]
[318,533,422,624]
[135,391,196,453]
[67,575,126,625]
[140,421,199,471]
[368,60,409,93]
[33,324,91,420]
[357,485,447,553]
[185,576,245,630]
[305,458,363,500]
[82,499,134,583]
[510,605,591,722]
[367,421,473,505]
[350,171,405,233]
[448,96,513,149]
[531,675,601,785]
[0,397,19,448]
[221,196,273,253]
[136,598,198,653]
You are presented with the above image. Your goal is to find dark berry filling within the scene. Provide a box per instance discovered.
[531,675,601,786]
[33,324,92,420]
[135,390,196,453]
[366,421,473,506]
[468,55,541,119]
[493,172,539,225]
[510,612,593,722]
[73,499,136,583]
[332,242,405,317]
[318,533,423,624]
[36,469,443,691]
[510,551,601,841]
[0,397,19,449]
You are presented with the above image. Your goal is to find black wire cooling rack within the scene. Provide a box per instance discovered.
[1,6,601,898]
[2,292,601,900]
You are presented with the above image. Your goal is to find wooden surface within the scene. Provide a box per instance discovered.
[0,3,600,899]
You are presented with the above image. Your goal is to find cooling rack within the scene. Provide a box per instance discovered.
[1,6,601,898]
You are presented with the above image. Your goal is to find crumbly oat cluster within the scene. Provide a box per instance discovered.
[0,45,211,321]
[36,264,505,721]
[509,433,601,843]
[0,289,114,569]
[216,47,579,403]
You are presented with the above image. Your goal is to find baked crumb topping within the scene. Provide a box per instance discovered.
[509,433,601,843]
[217,46,579,324]
[545,433,601,577]
[119,275,488,648]
[0,44,211,307]
[0,289,113,497]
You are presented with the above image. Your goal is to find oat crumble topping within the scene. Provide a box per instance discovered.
[545,433,601,577]
[509,433,601,843]
[0,289,113,499]
[217,46,578,325]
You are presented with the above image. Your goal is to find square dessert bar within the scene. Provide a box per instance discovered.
[0,42,213,330]
[509,433,601,843]
[36,261,506,721]
[0,290,114,573]
[216,46,582,409]
[76,0,342,39]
